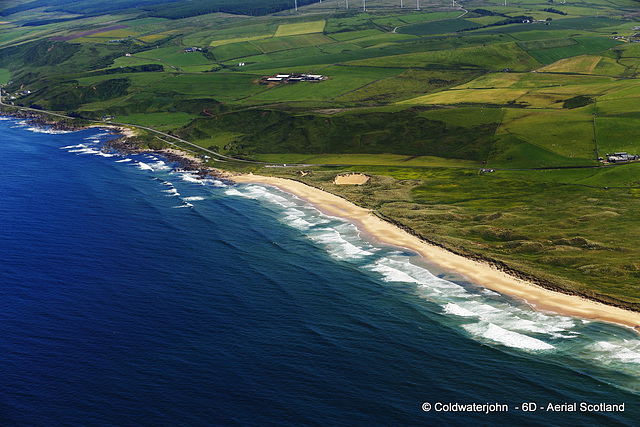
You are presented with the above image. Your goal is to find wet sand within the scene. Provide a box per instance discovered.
[234,174,640,331]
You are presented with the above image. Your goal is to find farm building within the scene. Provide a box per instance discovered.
[262,73,327,84]
[606,152,639,163]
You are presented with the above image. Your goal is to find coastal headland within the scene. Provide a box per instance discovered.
[234,174,640,332]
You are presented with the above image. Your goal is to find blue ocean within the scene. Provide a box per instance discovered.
[1,116,640,426]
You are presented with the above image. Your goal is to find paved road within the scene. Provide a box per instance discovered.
[2,85,612,172]
[1,85,267,164]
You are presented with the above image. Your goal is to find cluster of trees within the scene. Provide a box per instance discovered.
[142,0,318,19]
[1,0,317,20]
[542,7,568,15]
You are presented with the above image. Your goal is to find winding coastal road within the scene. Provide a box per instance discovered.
[0,85,268,164]
[0,85,613,172]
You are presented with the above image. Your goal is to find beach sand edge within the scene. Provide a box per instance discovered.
[234,174,640,331]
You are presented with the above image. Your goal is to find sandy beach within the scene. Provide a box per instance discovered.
[234,174,640,331]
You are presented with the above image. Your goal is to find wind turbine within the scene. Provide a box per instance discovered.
[416,0,420,10]
[363,0,366,11]
[294,0,298,11]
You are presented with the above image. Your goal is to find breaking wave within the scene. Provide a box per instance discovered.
[223,182,640,386]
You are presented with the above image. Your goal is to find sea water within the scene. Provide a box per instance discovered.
[1,116,640,426]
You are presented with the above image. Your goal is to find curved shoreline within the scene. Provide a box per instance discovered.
[233,174,640,332]
[6,110,640,331]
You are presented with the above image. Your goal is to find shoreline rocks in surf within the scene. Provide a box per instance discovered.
[0,109,86,132]
[103,137,236,185]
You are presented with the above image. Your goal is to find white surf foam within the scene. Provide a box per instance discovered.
[26,127,70,134]
[163,188,180,197]
[137,162,154,171]
[11,120,28,128]
[150,160,170,170]
[225,183,640,364]
[370,258,468,298]
[116,158,132,163]
[286,216,314,230]
[309,227,373,259]
[173,202,194,209]
[70,147,100,155]
[590,340,640,364]
[209,179,228,188]
[444,303,477,318]
[96,151,116,157]
[180,173,204,184]
[464,323,555,351]
[369,261,423,284]
[224,188,246,197]
[183,196,205,202]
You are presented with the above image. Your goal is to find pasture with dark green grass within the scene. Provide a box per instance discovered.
[0,68,10,84]
[527,36,624,64]
[397,19,480,36]
[337,69,481,103]
[212,41,264,61]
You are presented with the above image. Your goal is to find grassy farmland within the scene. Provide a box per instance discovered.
[3,0,640,308]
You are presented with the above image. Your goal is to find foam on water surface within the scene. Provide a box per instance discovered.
[26,127,71,134]
[468,323,556,351]
[5,116,640,425]
[34,122,640,390]
[220,182,640,379]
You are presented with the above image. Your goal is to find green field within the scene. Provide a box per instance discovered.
[527,37,624,64]
[151,73,268,102]
[0,68,10,84]
[209,35,271,47]
[274,21,326,37]
[328,29,382,42]
[116,112,196,129]
[252,153,480,167]
[252,34,335,53]
[245,65,406,103]
[351,43,540,71]
[397,19,480,36]
[212,41,264,62]
[595,116,640,155]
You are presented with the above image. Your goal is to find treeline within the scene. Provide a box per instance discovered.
[95,64,165,75]
[1,0,316,19]
[140,0,317,19]
[0,0,176,17]
[469,10,536,29]
[542,8,567,15]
